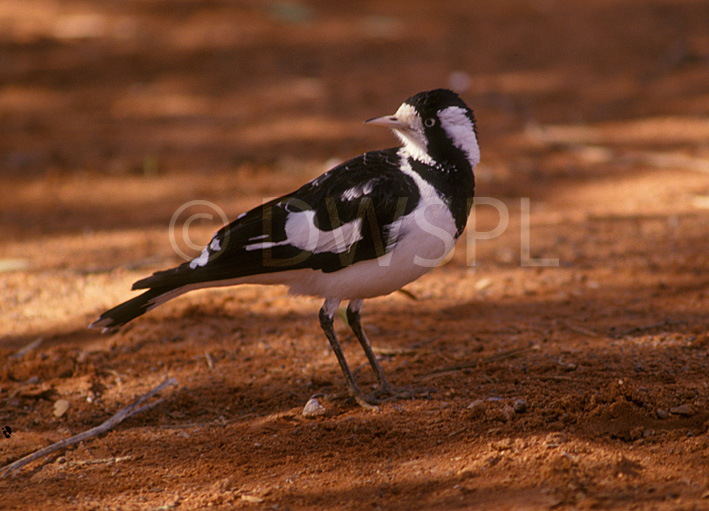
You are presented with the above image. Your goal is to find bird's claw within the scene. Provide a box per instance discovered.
[354,393,381,412]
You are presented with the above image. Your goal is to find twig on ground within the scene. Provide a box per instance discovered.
[160,413,256,430]
[0,377,177,478]
[415,345,537,382]
[204,351,215,370]
[10,338,44,359]
[560,321,601,337]
[483,345,538,364]
[613,319,684,338]
[65,455,133,467]
[373,346,416,356]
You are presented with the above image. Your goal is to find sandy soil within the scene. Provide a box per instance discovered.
[1,1,708,509]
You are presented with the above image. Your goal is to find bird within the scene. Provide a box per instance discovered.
[90,88,479,410]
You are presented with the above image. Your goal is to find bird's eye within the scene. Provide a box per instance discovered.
[424,118,436,128]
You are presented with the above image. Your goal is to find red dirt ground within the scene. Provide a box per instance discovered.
[1,1,709,509]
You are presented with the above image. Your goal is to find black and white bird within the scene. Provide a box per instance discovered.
[90,89,479,409]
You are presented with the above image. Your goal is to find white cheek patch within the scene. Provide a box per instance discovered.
[392,103,433,164]
[245,210,364,255]
[437,106,480,167]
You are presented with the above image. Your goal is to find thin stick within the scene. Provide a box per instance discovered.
[10,337,44,359]
[0,377,176,478]
[66,455,133,467]
[561,321,601,338]
[415,345,536,382]
[613,319,684,338]
[204,351,215,370]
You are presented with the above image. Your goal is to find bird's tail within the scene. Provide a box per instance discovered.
[88,285,191,333]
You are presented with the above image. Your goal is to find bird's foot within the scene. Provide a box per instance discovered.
[317,384,433,411]
[353,392,381,412]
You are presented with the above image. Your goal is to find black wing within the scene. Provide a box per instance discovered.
[133,148,420,290]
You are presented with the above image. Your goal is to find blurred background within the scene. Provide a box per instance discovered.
[2,0,707,175]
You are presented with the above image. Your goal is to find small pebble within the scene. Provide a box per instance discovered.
[467,399,484,409]
[669,404,694,417]
[302,397,327,418]
[513,398,528,414]
[53,399,70,418]
[240,495,264,504]
[655,409,668,420]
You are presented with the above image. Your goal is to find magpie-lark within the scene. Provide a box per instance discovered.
[90,88,479,409]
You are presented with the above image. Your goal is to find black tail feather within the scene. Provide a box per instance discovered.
[89,286,181,332]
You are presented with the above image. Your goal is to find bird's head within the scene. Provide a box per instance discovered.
[365,89,479,170]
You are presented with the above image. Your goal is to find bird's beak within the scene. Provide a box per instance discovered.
[364,115,408,130]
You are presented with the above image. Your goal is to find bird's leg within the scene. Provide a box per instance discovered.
[318,298,379,411]
[346,299,433,402]
[345,299,395,395]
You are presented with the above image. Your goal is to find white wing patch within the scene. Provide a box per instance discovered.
[247,234,269,242]
[245,210,363,255]
[189,247,210,269]
[341,179,376,201]
[188,236,223,269]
